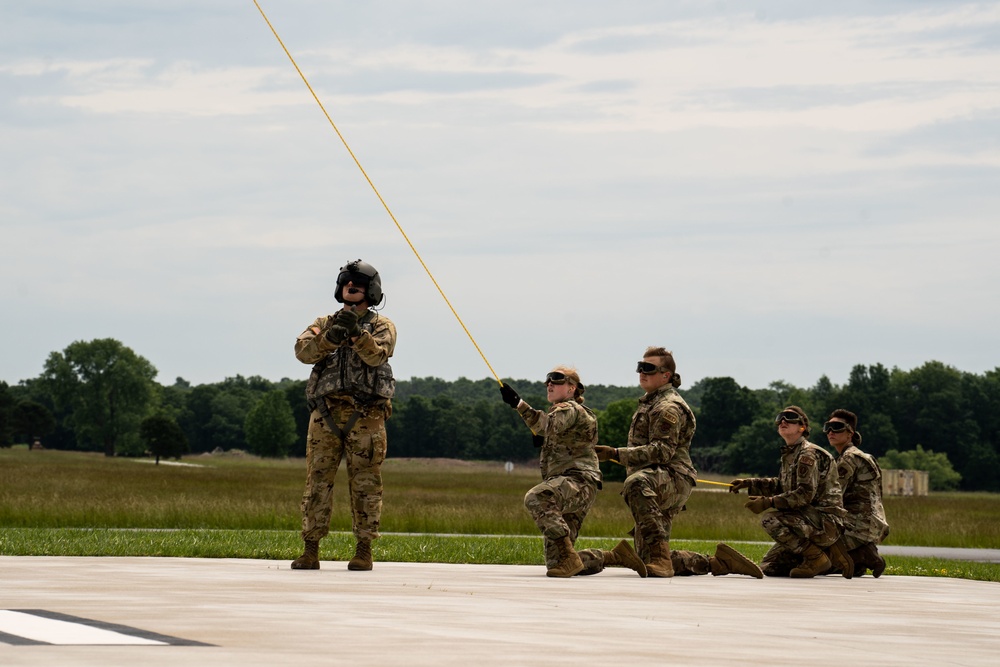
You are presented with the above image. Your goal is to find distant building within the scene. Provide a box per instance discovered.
[882,469,929,496]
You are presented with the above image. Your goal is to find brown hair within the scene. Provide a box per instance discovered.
[551,365,586,404]
[643,346,682,388]
[828,408,861,445]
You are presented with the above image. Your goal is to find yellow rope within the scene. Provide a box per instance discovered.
[611,459,732,487]
[252,0,502,384]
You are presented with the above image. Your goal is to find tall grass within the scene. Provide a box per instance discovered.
[2,448,998,582]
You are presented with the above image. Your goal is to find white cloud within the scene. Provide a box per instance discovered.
[2,2,1000,389]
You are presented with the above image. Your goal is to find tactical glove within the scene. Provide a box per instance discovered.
[325,325,349,345]
[335,309,362,337]
[594,445,618,462]
[499,383,521,408]
[744,496,773,514]
[729,478,751,494]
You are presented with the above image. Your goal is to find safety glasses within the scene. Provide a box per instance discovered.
[823,421,851,434]
[545,372,569,385]
[636,361,666,374]
[774,410,803,425]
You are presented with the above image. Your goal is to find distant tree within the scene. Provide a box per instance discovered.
[723,417,781,477]
[139,414,189,464]
[11,400,56,447]
[0,381,14,447]
[282,379,309,457]
[696,377,760,447]
[244,390,297,458]
[40,339,157,456]
[597,397,638,482]
[881,445,961,491]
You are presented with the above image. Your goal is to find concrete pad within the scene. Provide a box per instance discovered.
[2,556,998,666]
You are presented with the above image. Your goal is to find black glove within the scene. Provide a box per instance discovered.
[744,496,773,514]
[325,325,349,344]
[532,434,545,448]
[729,478,751,494]
[499,383,521,408]
[335,309,361,337]
[594,445,618,462]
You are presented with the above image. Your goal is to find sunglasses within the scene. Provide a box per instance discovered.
[636,361,667,374]
[774,410,804,425]
[339,271,370,286]
[545,372,569,385]
[823,421,851,434]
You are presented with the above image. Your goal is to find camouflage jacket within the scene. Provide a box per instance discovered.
[295,308,396,413]
[837,445,890,543]
[617,385,697,483]
[746,437,847,523]
[517,400,601,484]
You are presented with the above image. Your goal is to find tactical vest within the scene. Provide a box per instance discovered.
[306,317,395,404]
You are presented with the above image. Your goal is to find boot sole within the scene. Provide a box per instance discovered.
[828,542,854,579]
[290,561,320,570]
[347,562,373,571]
[715,543,763,579]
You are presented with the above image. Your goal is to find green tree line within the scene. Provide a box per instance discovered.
[1,339,996,491]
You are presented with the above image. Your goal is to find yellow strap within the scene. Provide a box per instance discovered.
[252,0,501,384]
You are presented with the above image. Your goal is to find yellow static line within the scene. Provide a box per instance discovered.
[252,0,501,384]
[610,459,732,487]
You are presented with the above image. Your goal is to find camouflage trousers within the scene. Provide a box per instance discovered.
[299,402,387,543]
[841,533,869,552]
[622,467,693,560]
[523,474,598,570]
[760,509,841,576]
[578,546,712,576]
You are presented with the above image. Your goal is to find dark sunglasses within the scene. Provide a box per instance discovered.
[545,372,569,385]
[636,361,666,374]
[823,421,851,434]
[339,271,370,286]
[774,410,803,425]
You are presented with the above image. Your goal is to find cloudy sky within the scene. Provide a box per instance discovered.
[2,1,998,392]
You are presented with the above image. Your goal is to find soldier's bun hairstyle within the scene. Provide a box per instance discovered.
[643,346,682,388]
[552,365,586,404]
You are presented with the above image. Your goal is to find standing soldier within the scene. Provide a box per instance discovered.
[500,367,609,577]
[729,406,853,578]
[823,409,890,577]
[291,259,397,571]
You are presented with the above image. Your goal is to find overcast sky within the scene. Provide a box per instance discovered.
[2,1,998,392]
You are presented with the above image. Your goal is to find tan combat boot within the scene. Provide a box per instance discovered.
[291,539,320,570]
[709,543,763,578]
[546,536,584,578]
[789,544,832,578]
[348,539,373,571]
[645,540,674,578]
[826,539,854,579]
[850,543,886,578]
[605,540,648,577]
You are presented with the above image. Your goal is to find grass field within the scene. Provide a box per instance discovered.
[1,448,998,581]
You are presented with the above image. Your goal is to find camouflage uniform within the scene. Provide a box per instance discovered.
[517,398,601,570]
[294,308,396,544]
[579,385,696,573]
[744,437,847,576]
[837,445,890,551]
